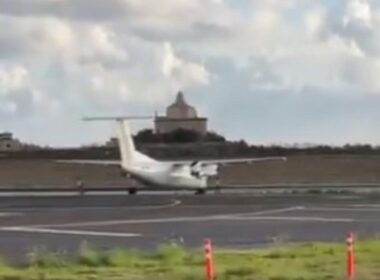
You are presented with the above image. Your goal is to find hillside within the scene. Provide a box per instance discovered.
[0,155,379,188]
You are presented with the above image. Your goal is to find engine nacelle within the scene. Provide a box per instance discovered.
[201,164,218,176]
[190,163,218,177]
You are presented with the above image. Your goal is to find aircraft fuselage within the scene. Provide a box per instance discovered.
[122,162,207,189]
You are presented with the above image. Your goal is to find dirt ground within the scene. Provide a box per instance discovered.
[0,155,379,188]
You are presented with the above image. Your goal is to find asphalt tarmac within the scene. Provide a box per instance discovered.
[0,192,380,263]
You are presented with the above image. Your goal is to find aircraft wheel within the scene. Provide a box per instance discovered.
[128,188,138,195]
[215,185,222,194]
[195,188,206,195]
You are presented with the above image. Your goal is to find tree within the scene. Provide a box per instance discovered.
[135,129,226,144]
[134,129,160,143]
[204,131,226,142]
[163,129,201,143]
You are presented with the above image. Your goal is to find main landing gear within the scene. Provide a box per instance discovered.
[195,188,206,195]
[127,188,138,195]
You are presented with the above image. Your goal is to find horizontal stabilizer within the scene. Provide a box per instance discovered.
[83,116,153,121]
[57,160,120,166]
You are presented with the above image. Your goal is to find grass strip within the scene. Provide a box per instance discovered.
[1,239,380,279]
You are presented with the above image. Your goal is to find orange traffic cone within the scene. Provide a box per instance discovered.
[204,239,215,280]
[346,232,355,280]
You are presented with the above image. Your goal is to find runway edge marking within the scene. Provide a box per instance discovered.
[231,216,354,222]
[0,226,141,238]
[19,206,304,228]
[0,199,182,212]
[305,207,380,212]
[235,206,305,217]
[22,214,353,228]
[0,212,23,217]
[17,206,353,229]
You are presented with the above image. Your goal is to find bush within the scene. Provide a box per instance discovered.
[155,242,188,264]
[77,242,103,267]
[104,249,140,267]
[27,247,67,268]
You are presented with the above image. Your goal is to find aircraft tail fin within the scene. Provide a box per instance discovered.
[116,120,135,168]
[83,116,154,168]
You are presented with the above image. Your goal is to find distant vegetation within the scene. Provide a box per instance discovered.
[0,129,380,159]
[134,129,226,143]
[135,130,380,158]
[134,129,380,157]
[226,142,380,156]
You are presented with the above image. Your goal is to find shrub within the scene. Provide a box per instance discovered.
[155,242,188,264]
[27,246,67,268]
[104,249,140,267]
[77,242,103,267]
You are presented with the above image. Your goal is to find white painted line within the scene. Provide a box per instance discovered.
[237,206,304,217]
[0,192,79,197]
[305,207,380,212]
[0,227,141,238]
[28,216,232,228]
[0,212,22,217]
[231,216,354,222]
[23,208,349,228]
[0,191,193,197]
[0,200,181,212]
[39,214,353,226]
[352,204,380,208]
[24,207,304,228]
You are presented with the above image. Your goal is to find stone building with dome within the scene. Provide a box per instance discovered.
[0,132,23,151]
[154,91,208,135]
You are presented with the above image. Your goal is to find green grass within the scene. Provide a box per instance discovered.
[1,240,380,279]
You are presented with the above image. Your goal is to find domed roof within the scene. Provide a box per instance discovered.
[167,91,188,107]
[166,91,197,119]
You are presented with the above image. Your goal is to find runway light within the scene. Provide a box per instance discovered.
[204,239,215,280]
[346,232,355,280]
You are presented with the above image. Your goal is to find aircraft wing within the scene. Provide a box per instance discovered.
[56,160,121,166]
[57,157,286,167]
[170,157,287,166]
[198,157,287,165]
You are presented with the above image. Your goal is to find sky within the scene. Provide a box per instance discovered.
[0,0,379,147]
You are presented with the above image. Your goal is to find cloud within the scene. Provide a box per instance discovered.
[0,0,379,145]
[0,16,128,63]
[0,64,60,118]
[0,65,33,115]
[0,0,129,21]
[344,0,373,28]
[0,14,213,128]
[319,0,380,58]
[162,42,212,88]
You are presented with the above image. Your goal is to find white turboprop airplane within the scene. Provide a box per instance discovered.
[65,117,286,195]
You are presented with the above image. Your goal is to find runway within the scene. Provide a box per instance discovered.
[0,192,380,263]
